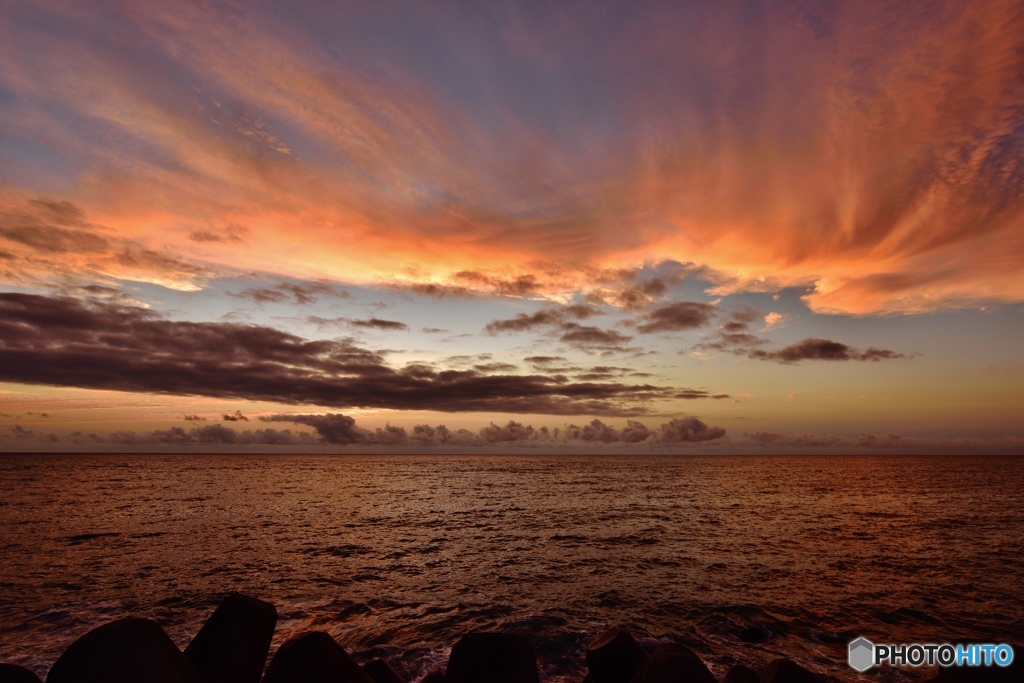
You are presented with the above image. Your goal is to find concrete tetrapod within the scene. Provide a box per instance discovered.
[445,633,539,683]
[185,593,278,683]
[585,629,647,683]
[261,632,374,683]
[47,618,204,683]
[627,643,715,683]
[0,664,42,683]
[362,657,406,683]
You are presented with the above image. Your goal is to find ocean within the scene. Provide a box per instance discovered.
[1,454,1021,681]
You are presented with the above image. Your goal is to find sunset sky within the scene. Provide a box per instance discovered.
[1,0,1022,453]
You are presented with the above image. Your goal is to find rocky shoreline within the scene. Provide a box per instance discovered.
[0,594,1016,683]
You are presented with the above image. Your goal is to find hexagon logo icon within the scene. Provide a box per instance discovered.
[849,637,874,672]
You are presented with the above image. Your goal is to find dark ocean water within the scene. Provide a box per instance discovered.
[0,454,1021,681]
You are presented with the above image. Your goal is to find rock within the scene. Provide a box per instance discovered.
[184,593,277,683]
[724,664,759,683]
[0,664,42,683]
[362,658,406,683]
[628,643,715,683]
[585,628,647,683]
[262,632,374,683]
[445,633,539,683]
[416,671,444,683]
[759,659,824,683]
[47,618,204,683]
[738,628,768,644]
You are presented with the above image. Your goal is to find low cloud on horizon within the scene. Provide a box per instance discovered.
[5,416,1021,455]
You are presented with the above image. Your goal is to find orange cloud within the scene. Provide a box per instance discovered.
[0,0,1021,313]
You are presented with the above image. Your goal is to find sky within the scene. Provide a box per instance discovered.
[1,0,1022,454]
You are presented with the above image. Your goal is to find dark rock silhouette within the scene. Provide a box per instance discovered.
[184,593,277,683]
[738,628,768,644]
[724,664,759,683]
[23,598,944,683]
[759,658,824,683]
[627,643,715,683]
[261,632,374,683]
[362,657,406,683]
[0,664,42,683]
[46,618,204,683]
[445,633,539,683]
[584,628,647,683]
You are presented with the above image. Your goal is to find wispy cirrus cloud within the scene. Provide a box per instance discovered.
[0,1,1020,312]
[232,281,346,305]
[0,198,211,291]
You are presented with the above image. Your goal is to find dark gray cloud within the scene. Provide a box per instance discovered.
[693,327,768,353]
[484,309,567,333]
[64,425,318,446]
[187,224,248,244]
[234,281,345,305]
[556,417,724,444]
[573,365,634,381]
[453,271,541,297]
[264,413,363,444]
[524,355,566,365]
[485,305,631,352]
[484,305,598,334]
[9,422,1022,454]
[394,282,477,299]
[36,414,728,448]
[749,338,906,363]
[728,306,761,324]
[674,389,729,400]
[586,265,689,311]
[0,293,689,416]
[474,362,519,373]
[266,413,726,446]
[603,278,671,312]
[236,287,288,304]
[557,323,633,350]
[636,301,716,333]
[350,318,409,331]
